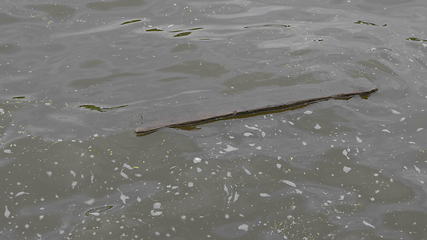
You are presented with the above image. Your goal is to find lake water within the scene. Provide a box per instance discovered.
[1,0,427,239]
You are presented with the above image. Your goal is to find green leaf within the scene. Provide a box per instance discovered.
[354,20,377,26]
[120,19,142,25]
[146,28,163,32]
[406,37,427,42]
[174,32,191,37]
[188,27,203,31]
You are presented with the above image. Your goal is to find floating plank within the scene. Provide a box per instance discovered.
[135,88,377,135]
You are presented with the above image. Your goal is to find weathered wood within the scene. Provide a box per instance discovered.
[135,88,378,136]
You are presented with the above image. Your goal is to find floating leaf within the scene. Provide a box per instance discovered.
[85,205,114,216]
[146,28,163,32]
[188,27,203,31]
[79,104,128,112]
[170,27,202,33]
[120,19,142,25]
[79,104,104,112]
[354,20,377,26]
[406,37,427,42]
[244,24,290,29]
[102,105,128,111]
[174,32,191,37]
[12,96,26,99]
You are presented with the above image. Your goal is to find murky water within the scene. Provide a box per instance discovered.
[1,0,427,239]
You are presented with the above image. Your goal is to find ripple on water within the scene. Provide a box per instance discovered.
[1,0,427,239]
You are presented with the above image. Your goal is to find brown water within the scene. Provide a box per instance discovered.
[1,0,427,239]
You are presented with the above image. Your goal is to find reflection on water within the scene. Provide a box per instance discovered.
[1,0,427,239]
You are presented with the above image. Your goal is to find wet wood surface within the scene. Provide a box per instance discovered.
[136,88,378,135]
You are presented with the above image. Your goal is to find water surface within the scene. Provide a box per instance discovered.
[1,0,427,239]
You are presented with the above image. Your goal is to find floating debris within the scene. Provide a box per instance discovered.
[406,37,427,42]
[223,145,238,152]
[362,220,376,229]
[280,180,296,188]
[85,205,114,216]
[244,24,290,29]
[188,27,203,31]
[79,104,128,112]
[4,206,10,218]
[343,166,352,173]
[12,96,26,99]
[238,224,249,231]
[354,20,386,27]
[120,19,142,25]
[150,209,162,216]
[174,32,192,37]
[146,28,163,32]
[355,20,377,26]
[260,193,271,197]
[169,27,203,34]
[135,88,378,135]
